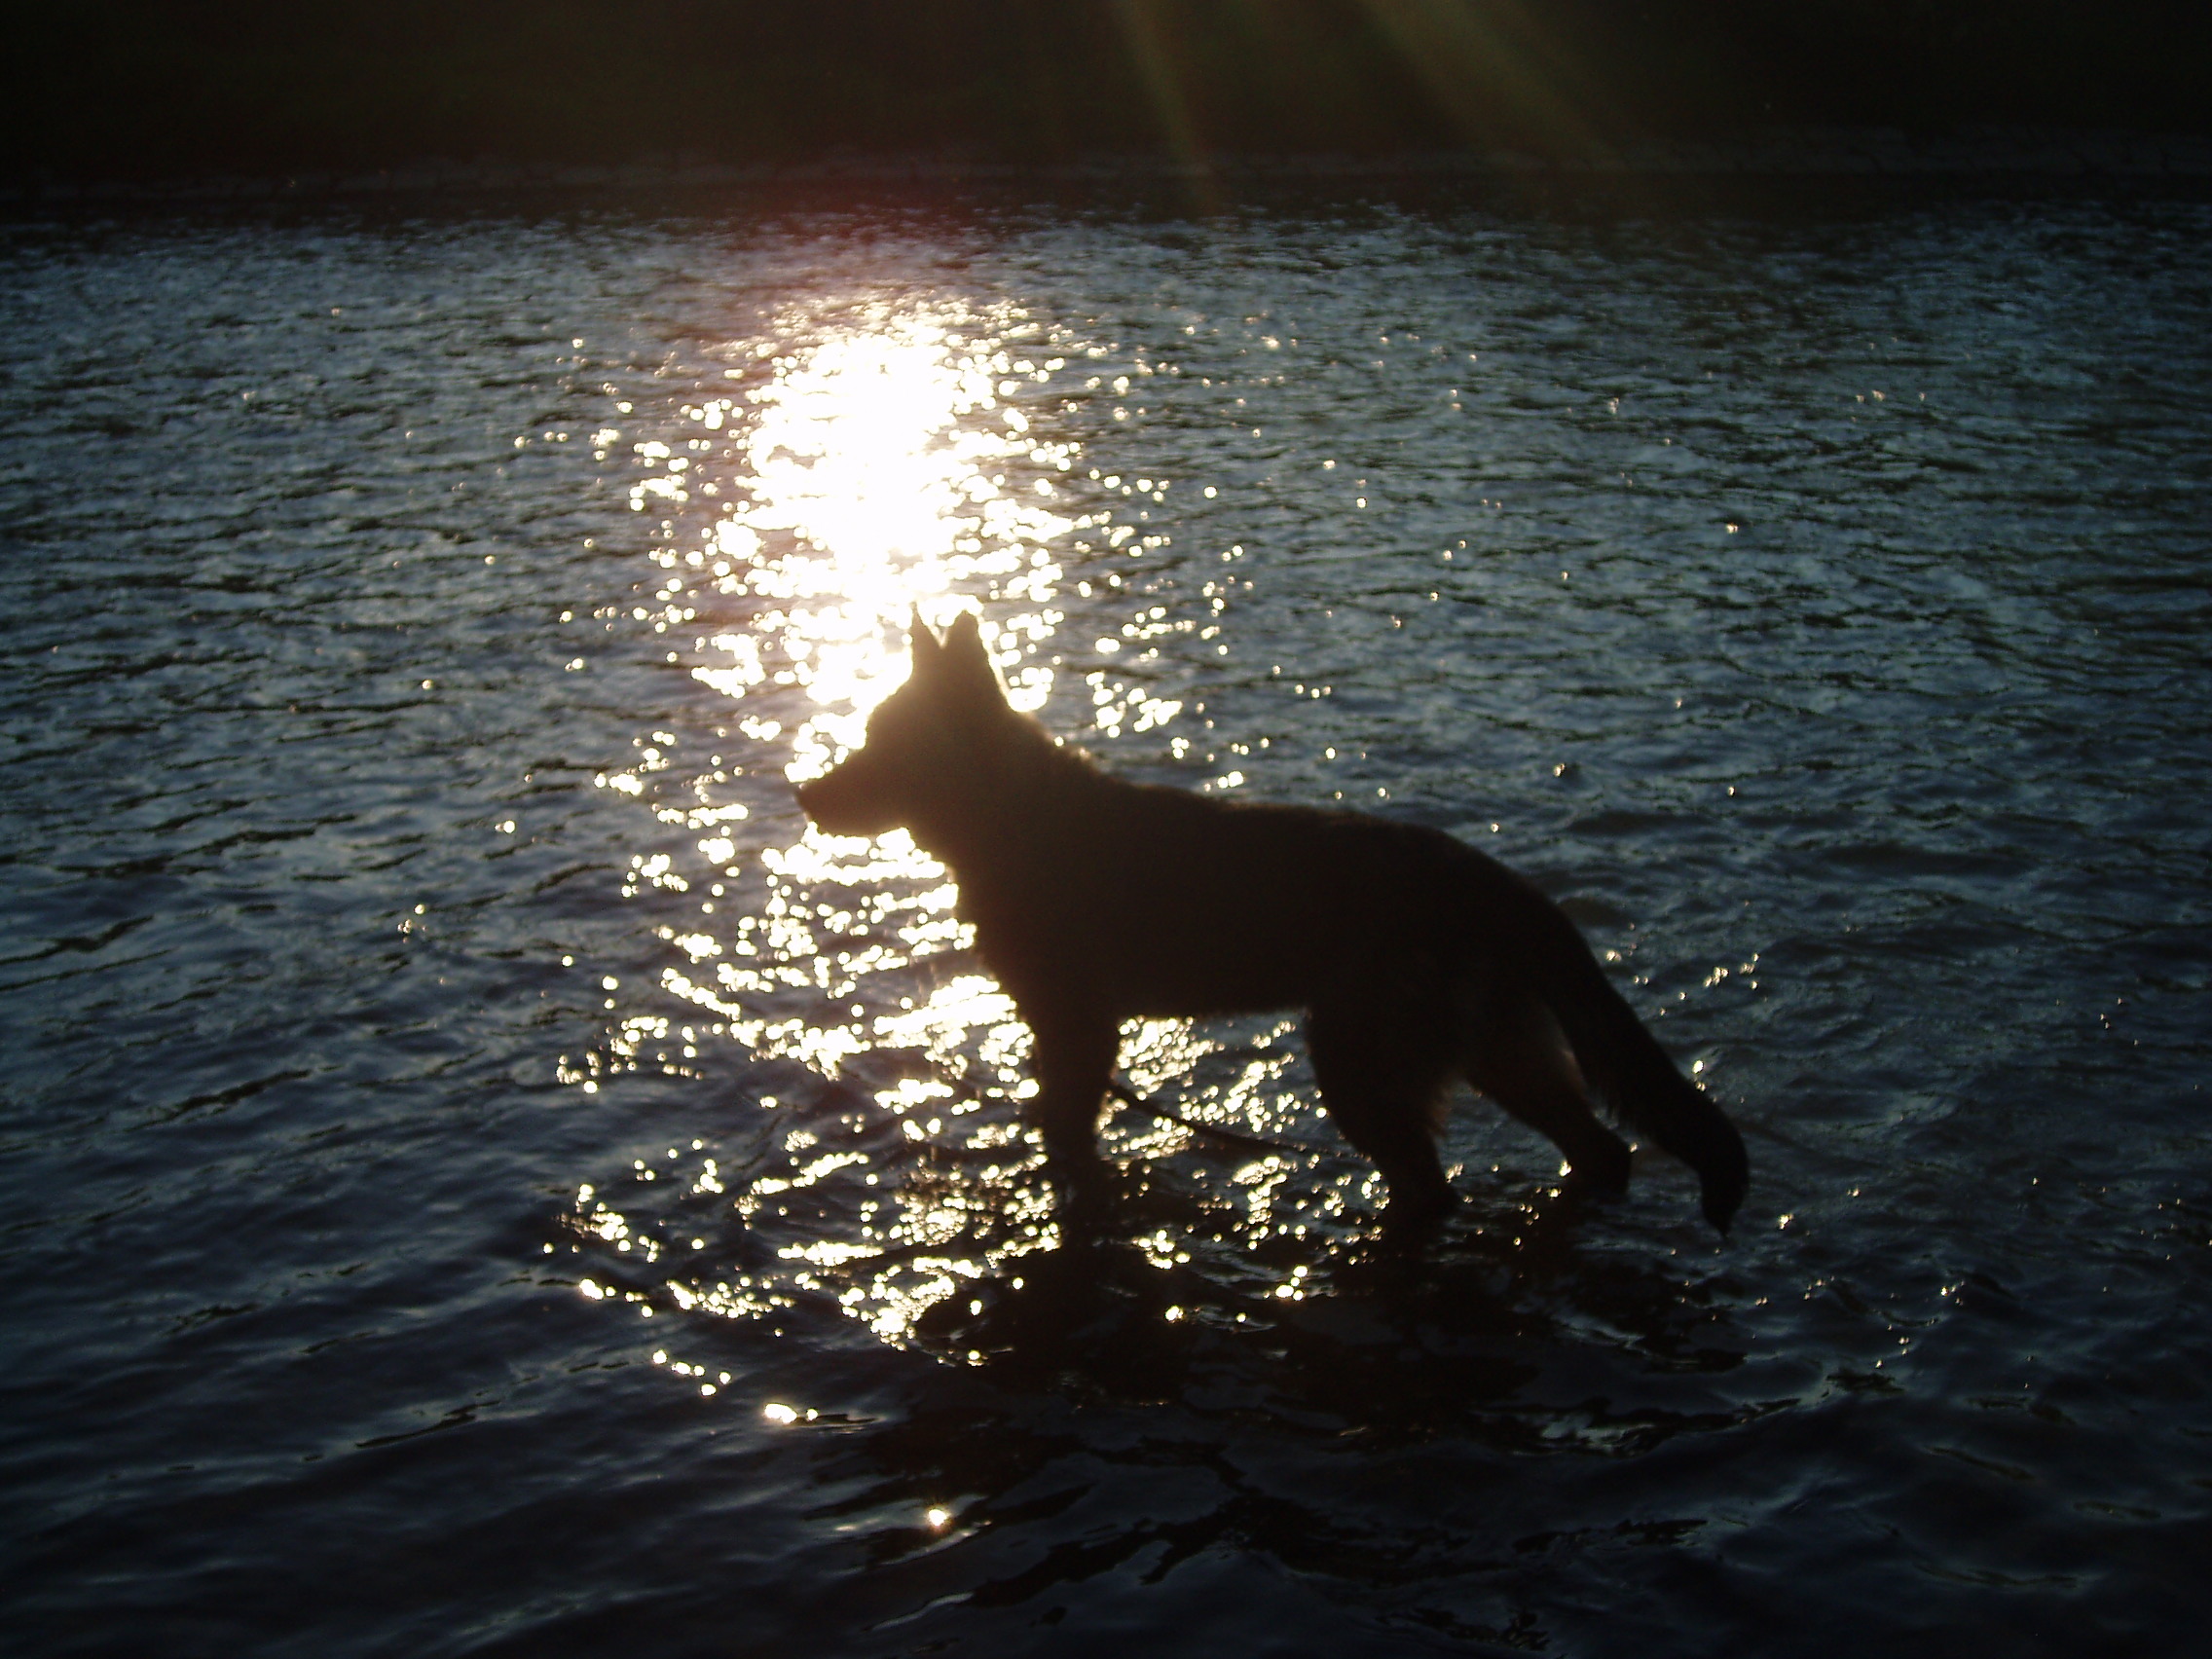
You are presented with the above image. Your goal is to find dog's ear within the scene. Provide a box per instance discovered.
[908,608,942,676]
[937,610,1006,711]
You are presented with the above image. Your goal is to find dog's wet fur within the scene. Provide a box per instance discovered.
[796,612,1748,1235]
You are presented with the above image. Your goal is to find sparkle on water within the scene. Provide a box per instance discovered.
[598,294,1243,1353]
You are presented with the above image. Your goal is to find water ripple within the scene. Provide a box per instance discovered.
[3,197,2208,1656]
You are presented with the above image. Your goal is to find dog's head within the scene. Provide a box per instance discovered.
[793,609,1010,840]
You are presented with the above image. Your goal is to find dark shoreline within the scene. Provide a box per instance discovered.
[9,131,2209,219]
[6,2,2207,188]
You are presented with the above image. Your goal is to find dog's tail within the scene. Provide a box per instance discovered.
[1515,887,1749,1234]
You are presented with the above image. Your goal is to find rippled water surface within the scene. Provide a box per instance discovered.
[4,193,2209,1656]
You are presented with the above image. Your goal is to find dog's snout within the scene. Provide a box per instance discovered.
[793,773,837,822]
[792,750,908,838]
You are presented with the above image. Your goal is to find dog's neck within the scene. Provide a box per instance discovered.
[907,710,1105,872]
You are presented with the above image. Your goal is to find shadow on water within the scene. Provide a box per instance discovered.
[911,1180,1744,1427]
[766,1174,1751,1655]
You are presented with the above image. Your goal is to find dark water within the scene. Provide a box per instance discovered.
[3,194,2208,1657]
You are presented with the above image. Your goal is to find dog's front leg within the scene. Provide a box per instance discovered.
[1025,1009,1120,1228]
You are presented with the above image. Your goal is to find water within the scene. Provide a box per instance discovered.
[3,191,2208,1656]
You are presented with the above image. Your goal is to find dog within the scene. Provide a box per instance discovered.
[795,610,1748,1235]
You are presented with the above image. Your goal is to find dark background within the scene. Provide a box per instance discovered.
[5,1,2210,181]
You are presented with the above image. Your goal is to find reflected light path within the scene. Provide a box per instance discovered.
[575,289,1349,1369]
[649,298,1103,1349]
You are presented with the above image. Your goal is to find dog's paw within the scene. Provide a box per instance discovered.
[1380,1182,1456,1240]
[1697,1136,1749,1236]
[1564,1139,1632,1200]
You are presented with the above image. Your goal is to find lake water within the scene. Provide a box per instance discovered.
[3,189,2208,1656]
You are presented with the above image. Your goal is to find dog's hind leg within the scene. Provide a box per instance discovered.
[1460,988,1632,1198]
[1306,993,1456,1227]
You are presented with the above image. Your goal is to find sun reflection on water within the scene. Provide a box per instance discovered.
[566,292,1358,1368]
[667,298,1078,1074]
[689,309,1076,771]
[624,298,1110,1349]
